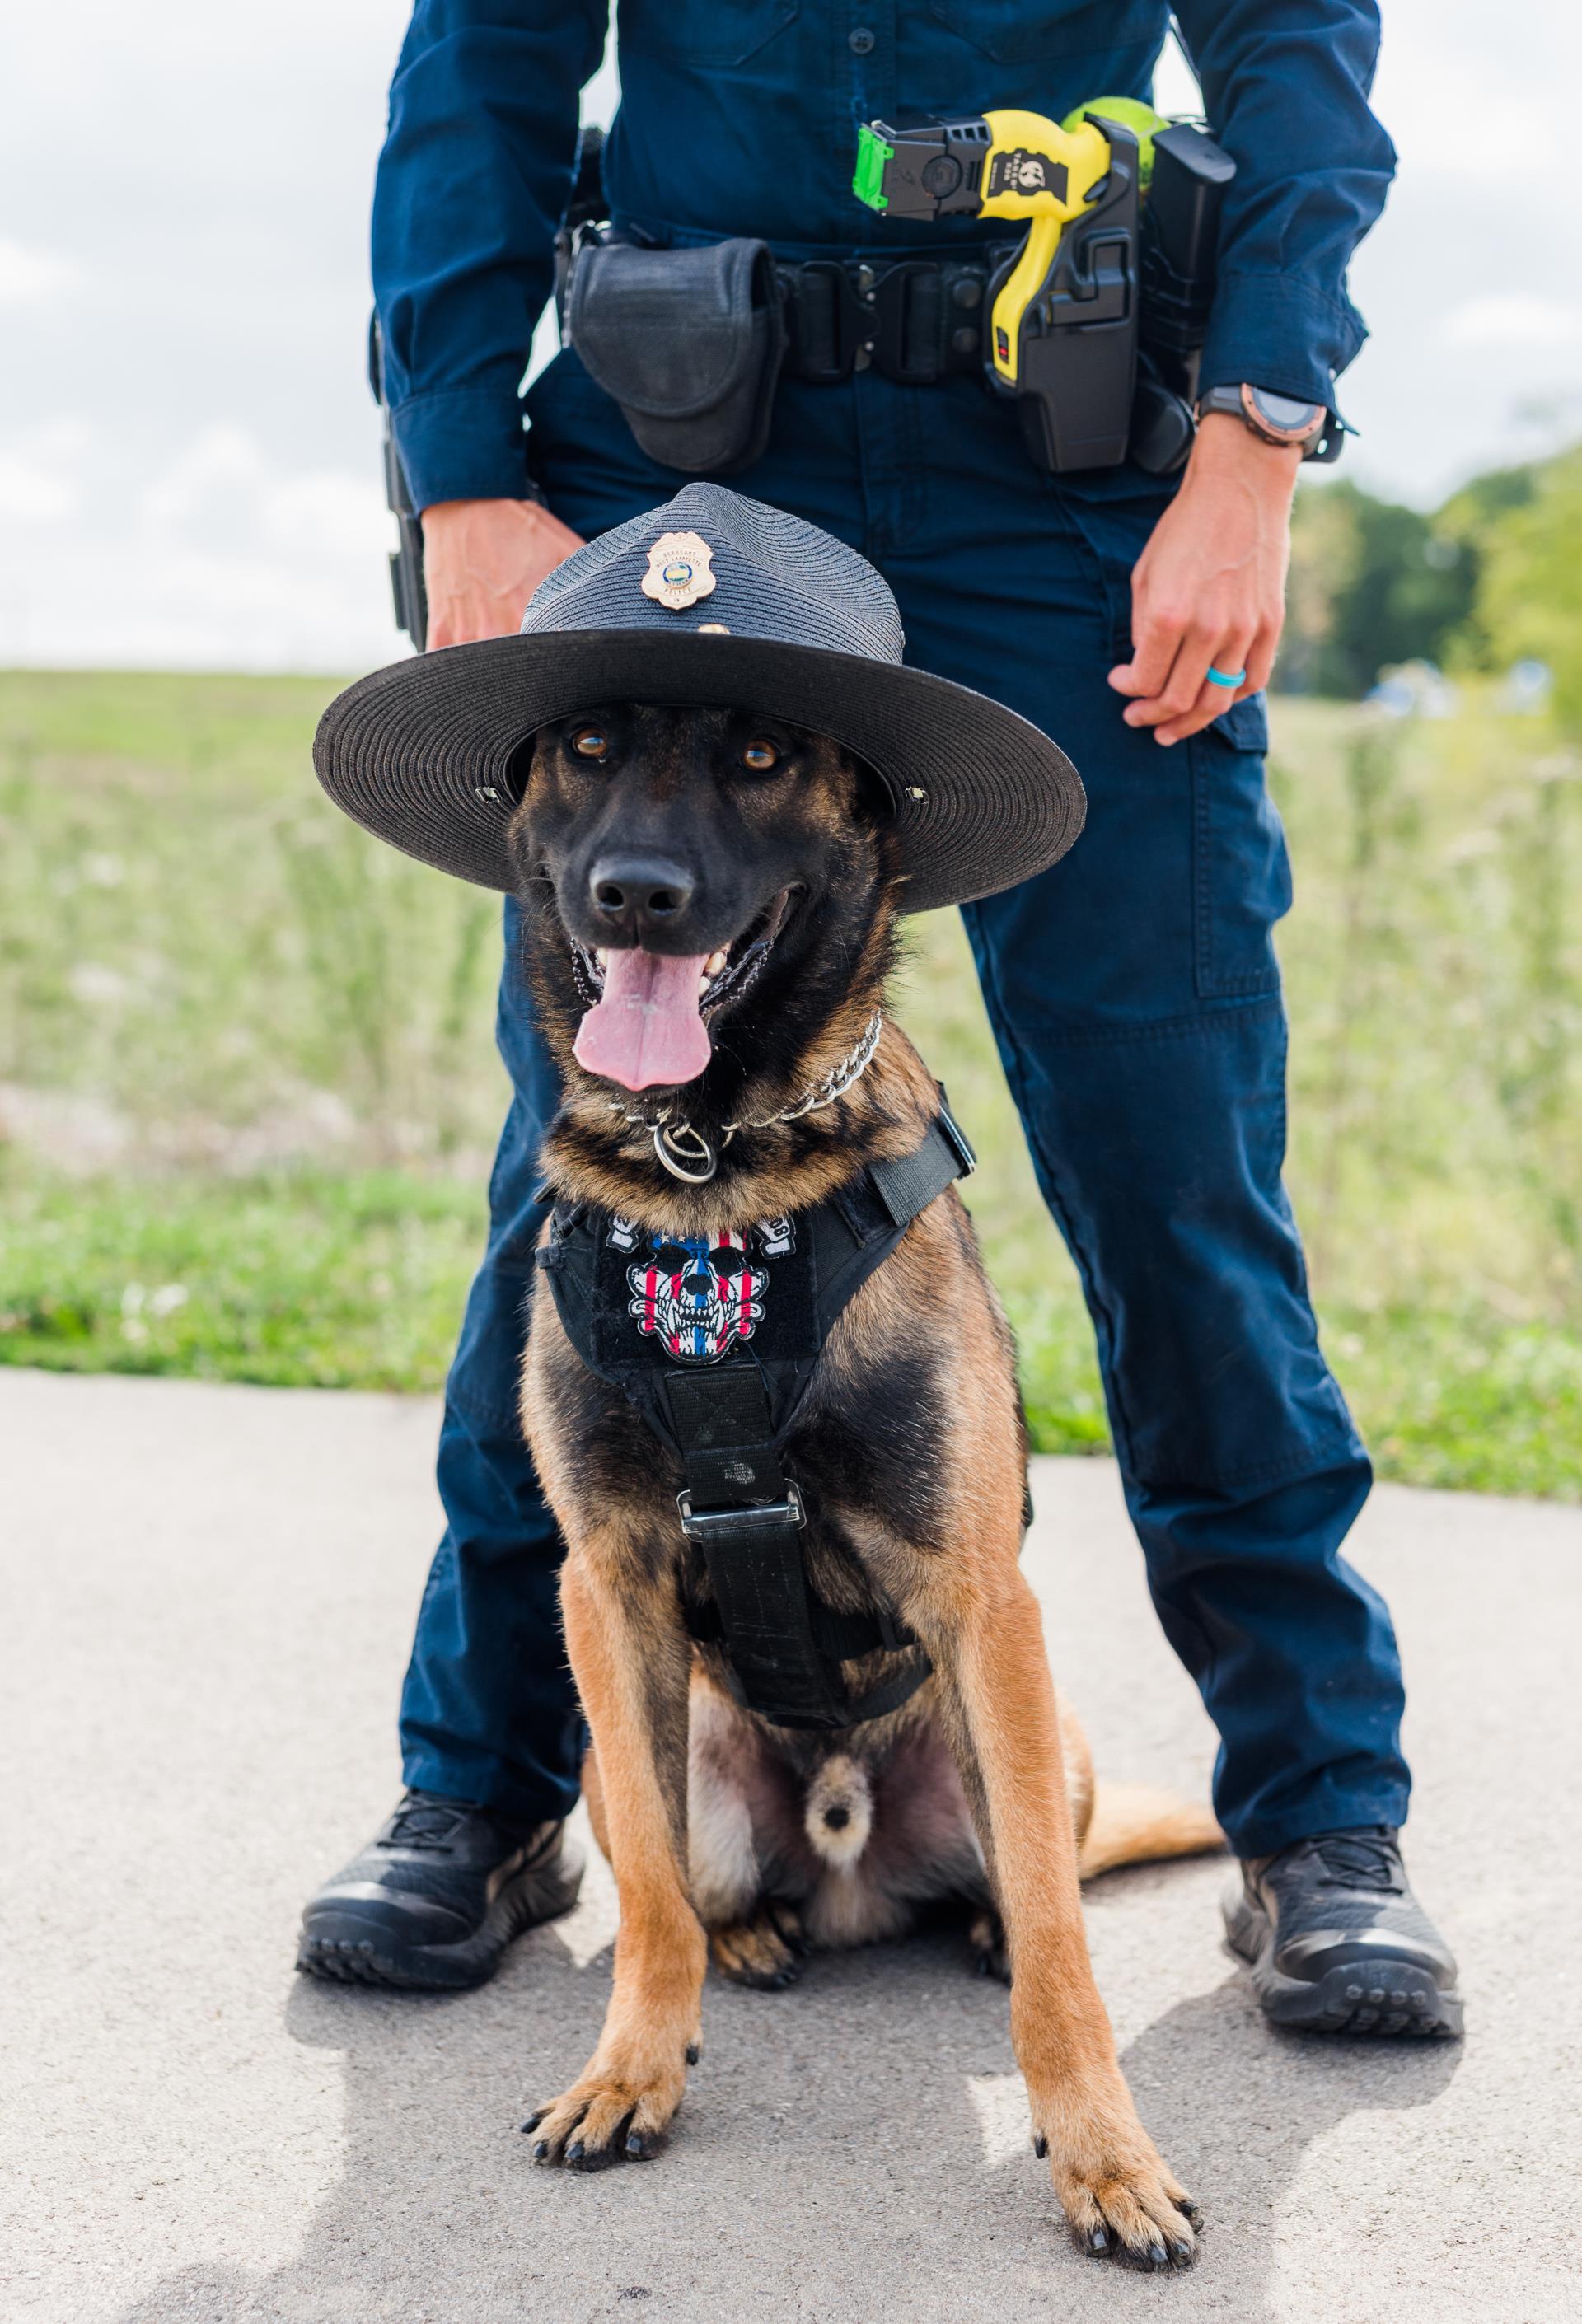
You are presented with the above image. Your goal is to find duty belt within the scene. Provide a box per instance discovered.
[776,253,1006,386]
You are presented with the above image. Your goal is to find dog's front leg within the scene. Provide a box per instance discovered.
[524,1541,705,2172]
[928,1568,1200,2268]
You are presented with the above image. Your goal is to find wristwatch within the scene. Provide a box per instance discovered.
[1196,383,1336,459]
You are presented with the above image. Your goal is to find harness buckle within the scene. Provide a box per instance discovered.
[935,1087,978,1179]
[676,1481,806,1541]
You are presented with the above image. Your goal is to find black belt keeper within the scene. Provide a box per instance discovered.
[778,254,1004,386]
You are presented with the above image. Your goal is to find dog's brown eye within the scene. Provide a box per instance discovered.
[742,740,779,772]
[570,727,609,760]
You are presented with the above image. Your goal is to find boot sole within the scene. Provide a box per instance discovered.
[1224,1891,1463,2039]
[296,1849,585,1994]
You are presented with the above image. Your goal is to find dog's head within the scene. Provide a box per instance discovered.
[507,704,898,1097]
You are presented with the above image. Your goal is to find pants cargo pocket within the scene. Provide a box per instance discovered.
[1190,693,1290,1000]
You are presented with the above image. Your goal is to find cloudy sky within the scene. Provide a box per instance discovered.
[4,1,1580,669]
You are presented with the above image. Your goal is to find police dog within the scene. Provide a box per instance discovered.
[511,704,1216,2270]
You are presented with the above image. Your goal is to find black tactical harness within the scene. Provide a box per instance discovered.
[536,1103,976,1732]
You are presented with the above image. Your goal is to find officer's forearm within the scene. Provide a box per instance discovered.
[1106,415,1299,745]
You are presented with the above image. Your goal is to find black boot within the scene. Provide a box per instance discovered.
[1225,1826,1462,2038]
[297,1790,584,1992]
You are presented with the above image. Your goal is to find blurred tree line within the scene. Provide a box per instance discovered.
[1279,442,1582,730]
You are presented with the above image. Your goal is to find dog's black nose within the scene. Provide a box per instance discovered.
[587,853,695,937]
[824,1806,850,1831]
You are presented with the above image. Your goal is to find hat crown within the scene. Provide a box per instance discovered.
[520,482,906,666]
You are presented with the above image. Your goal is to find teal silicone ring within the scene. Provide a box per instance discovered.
[1205,666,1247,689]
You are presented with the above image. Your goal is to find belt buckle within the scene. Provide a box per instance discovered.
[870,260,940,384]
[788,260,863,384]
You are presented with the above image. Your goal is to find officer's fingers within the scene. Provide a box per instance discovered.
[1235,627,1280,703]
[428,587,531,650]
[1107,605,1186,701]
[1126,620,1222,729]
[1154,632,1257,745]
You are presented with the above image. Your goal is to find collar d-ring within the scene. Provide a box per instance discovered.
[653,1121,718,1184]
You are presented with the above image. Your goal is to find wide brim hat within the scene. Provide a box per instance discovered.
[314,483,1084,914]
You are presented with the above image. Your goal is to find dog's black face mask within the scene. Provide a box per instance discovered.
[508,704,892,1096]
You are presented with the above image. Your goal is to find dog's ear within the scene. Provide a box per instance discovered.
[836,744,892,830]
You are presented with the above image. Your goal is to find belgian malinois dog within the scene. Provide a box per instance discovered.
[508,701,1216,2270]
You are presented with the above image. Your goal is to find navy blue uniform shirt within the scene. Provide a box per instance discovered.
[372,1,1396,513]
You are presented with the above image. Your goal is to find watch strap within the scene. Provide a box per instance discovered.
[1197,382,1334,457]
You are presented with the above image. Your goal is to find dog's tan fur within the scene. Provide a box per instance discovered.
[512,712,1216,2261]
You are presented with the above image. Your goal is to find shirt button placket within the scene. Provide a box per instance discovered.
[846,7,898,153]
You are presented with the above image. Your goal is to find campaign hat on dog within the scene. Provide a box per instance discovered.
[313,483,1084,914]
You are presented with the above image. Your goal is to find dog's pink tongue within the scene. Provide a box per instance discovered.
[573,946,713,1090]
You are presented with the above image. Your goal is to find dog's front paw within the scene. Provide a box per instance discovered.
[522,2041,693,2172]
[1034,2102,1201,2270]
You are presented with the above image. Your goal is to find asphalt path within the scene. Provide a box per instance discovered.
[3,1365,1578,2323]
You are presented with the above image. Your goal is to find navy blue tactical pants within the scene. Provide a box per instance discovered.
[397,350,1410,1859]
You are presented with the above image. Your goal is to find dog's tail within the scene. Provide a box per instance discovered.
[1077,1784,1225,1881]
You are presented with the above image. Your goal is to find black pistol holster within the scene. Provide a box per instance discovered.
[536,1106,979,1731]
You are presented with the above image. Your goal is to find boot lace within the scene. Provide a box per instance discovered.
[379,1793,474,1853]
[1287,1828,1402,1893]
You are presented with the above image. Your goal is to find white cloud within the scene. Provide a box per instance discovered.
[0,454,77,523]
[1371,0,1569,180]
[0,417,397,668]
[0,234,81,304]
[1439,296,1582,350]
[0,419,92,521]
[140,423,268,531]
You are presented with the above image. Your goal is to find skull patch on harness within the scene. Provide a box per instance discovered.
[627,1230,766,1363]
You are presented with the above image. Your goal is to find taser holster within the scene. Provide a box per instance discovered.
[565,235,788,475]
[986,115,1142,475]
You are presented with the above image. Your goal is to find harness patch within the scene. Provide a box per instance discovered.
[627,1230,766,1363]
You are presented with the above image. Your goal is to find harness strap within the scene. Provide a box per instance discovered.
[541,1102,976,1731]
[868,1109,976,1231]
[665,1105,972,1730]
[668,1360,906,1730]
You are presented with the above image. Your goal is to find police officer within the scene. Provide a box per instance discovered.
[299,0,1461,2038]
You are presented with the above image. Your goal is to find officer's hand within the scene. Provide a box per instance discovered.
[1107,414,1301,746]
[420,497,586,650]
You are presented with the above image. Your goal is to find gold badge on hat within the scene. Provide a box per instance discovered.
[641,531,718,612]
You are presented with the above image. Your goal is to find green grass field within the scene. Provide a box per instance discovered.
[2,671,1580,1499]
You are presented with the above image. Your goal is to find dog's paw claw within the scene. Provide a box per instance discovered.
[1049,2127,1199,2270]
[522,2064,685,2174]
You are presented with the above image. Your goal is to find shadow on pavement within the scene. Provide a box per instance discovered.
[109,1910,1461,2324]
[1115,1971,1462,2316]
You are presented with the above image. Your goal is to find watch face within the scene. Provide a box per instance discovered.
[1245,386,1325,439]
